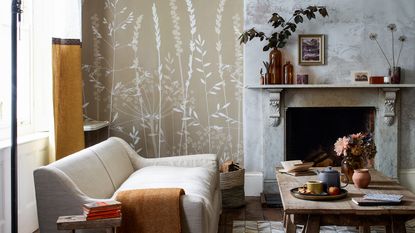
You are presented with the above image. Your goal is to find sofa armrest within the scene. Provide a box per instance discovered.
[34,167,113,233]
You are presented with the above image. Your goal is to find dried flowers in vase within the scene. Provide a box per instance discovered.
[334,132,377,161]
[334,132,376,183]
[369,24,407,83]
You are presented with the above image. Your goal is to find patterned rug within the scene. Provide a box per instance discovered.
[232,220,415,233]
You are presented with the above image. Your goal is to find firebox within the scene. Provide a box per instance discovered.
[286,107,376,166]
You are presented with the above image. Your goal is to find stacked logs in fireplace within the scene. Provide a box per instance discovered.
[303,145,342,167]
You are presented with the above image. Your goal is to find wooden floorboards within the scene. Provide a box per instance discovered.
[33,197,280,233]
[218,196,284,233]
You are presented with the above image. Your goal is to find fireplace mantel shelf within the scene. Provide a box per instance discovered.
[245,84,415,89]
[246,83,415,128]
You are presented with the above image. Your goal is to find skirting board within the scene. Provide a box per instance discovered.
[245,172,263,196]
[399,168,415,193]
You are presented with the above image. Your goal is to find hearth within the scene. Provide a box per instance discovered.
[286,107,376,166]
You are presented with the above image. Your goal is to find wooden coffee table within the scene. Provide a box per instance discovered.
[276,168,415,233]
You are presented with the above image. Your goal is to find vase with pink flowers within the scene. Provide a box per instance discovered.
[334,132,377,184]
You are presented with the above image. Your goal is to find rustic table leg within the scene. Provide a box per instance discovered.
[391,217,406,233]
[304,215,320,233]
[358,225,370,233]
[285,214,296,233]
[283,212,287,229]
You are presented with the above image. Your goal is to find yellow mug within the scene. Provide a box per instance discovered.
[305,180,323,194]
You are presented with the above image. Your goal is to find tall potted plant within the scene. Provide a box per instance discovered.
[239,6,328,84]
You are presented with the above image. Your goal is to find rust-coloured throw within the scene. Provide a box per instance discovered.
[116,188,185,233]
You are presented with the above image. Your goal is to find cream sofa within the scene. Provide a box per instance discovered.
[34,137,221,233]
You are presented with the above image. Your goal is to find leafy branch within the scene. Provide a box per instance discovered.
[239,6,328,51]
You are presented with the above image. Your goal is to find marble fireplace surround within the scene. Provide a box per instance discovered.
[244,84,415,193]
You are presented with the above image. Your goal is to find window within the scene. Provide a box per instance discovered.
[0,0,52,140]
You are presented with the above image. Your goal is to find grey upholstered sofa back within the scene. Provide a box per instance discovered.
[47,137,135,198]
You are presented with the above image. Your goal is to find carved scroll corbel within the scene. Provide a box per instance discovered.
[383,88,399,126]
[268,89,283,127]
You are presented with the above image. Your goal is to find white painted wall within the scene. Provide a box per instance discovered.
[0,134,49,233]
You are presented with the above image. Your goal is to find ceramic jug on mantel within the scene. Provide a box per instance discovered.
[317,166,348,191]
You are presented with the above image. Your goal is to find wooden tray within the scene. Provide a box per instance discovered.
[290,187,348,201]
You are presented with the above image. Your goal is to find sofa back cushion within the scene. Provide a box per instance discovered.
[50,137,135,198]
[89,137,135,189]
[51,148,116,198]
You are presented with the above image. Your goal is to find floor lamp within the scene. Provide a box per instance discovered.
[11,0,22,232]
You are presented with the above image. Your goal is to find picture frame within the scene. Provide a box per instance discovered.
[351,71,370,83]
[298,34,325,66]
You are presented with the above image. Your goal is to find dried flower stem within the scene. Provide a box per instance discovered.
[391,30,395,67]
[396,41,404,66]
[374,38,392,68]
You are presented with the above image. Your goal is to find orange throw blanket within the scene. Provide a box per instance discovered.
[116,188,185,233]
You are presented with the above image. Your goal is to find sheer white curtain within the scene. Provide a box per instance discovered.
[32,0,83,162]
[50,0,85,160]
[52,0,82,40]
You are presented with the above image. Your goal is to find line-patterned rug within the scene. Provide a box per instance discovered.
[232,220,415,233]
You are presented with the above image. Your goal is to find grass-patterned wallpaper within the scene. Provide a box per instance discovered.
[82,0,244,163]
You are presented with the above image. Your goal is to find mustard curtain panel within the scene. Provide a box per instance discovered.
[52,38,85,160]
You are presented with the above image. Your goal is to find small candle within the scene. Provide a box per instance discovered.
[384,76,391,84]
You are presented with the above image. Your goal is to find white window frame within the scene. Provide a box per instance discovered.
[0,0,52,141]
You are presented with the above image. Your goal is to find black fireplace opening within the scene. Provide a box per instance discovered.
[286,107,376,166]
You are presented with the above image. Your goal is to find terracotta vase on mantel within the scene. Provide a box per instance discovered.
[268,48,283,84]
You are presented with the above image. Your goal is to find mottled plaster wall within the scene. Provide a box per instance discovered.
[244,0,415,180]
[82,0,244,162]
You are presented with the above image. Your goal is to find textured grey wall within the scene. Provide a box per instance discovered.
[244,0,415,172]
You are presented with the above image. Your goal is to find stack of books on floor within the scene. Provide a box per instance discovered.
[83,200,122,221]
[352,194,403,206]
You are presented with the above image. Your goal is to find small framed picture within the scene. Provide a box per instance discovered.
[351,71,370,83]
[298,34,325,66]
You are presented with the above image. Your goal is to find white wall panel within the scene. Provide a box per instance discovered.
[0,134,48,233]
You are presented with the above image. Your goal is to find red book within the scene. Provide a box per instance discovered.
[84,209,121,217]
[83,205,121,214]
[86,212,121,221]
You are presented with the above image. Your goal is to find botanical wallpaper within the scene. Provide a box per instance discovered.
[82,0,243,163]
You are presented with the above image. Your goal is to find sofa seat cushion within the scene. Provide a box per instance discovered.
[115,166,216,198]
[113,166,215,215]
